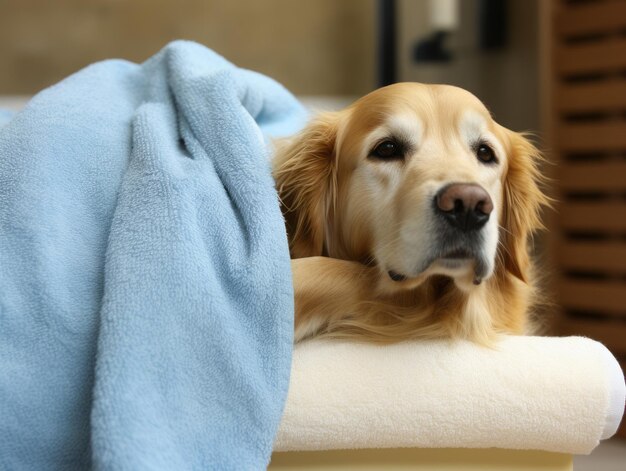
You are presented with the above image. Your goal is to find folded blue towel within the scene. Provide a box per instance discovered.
[0,41,307,470]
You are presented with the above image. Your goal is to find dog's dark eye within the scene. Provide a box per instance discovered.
[371,140,403,160]
[476,143,497,164]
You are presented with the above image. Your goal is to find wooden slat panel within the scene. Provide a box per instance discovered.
[559,161,626,191]
[556,1,626,37]
[557,37,626,75]
[560,279,626,315]
[557,80,626,113]
[561,201,626,232]
[558,121,626,152]
[560,241,626,273]
[560,318,626,353]
[553,1,626,375]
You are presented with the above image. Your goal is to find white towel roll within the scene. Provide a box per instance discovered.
[274,336,625,455]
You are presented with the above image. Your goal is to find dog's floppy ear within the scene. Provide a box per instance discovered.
[499,132,551,282]
[273,112,339,258]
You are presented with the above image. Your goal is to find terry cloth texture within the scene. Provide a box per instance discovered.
[0,41,307,470]
[274,335,626,455]
[0,109,14,127]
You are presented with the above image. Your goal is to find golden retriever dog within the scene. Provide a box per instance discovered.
[273,83,549,344]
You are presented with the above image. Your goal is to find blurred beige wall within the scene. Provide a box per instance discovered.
[0,0,376,96]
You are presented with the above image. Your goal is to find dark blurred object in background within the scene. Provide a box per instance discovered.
[478,0,508,50]
[377,0,397,87]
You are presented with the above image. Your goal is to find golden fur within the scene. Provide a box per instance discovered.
[273,83,550,344]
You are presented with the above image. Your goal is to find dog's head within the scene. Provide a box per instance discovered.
[274,83,548,293]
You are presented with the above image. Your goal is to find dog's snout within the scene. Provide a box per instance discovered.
[435,183,493,231]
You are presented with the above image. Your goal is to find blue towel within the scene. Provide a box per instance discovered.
[0,41,307,470]
[0,109,14,127]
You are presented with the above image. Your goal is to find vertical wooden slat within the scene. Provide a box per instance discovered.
[560,280,626,316]
[557,80,626,113]
[557,122,626,152]
[560,202,626,232]
[555,1,626,36]
[559,241,626,273]
[556,37,626,75]
[559,161,626,192]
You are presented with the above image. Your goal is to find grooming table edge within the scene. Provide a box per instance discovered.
[269,447,573,470]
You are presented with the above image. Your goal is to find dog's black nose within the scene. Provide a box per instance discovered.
[435,183,493,231]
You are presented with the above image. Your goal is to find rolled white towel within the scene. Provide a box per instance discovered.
[274,336,625,455]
